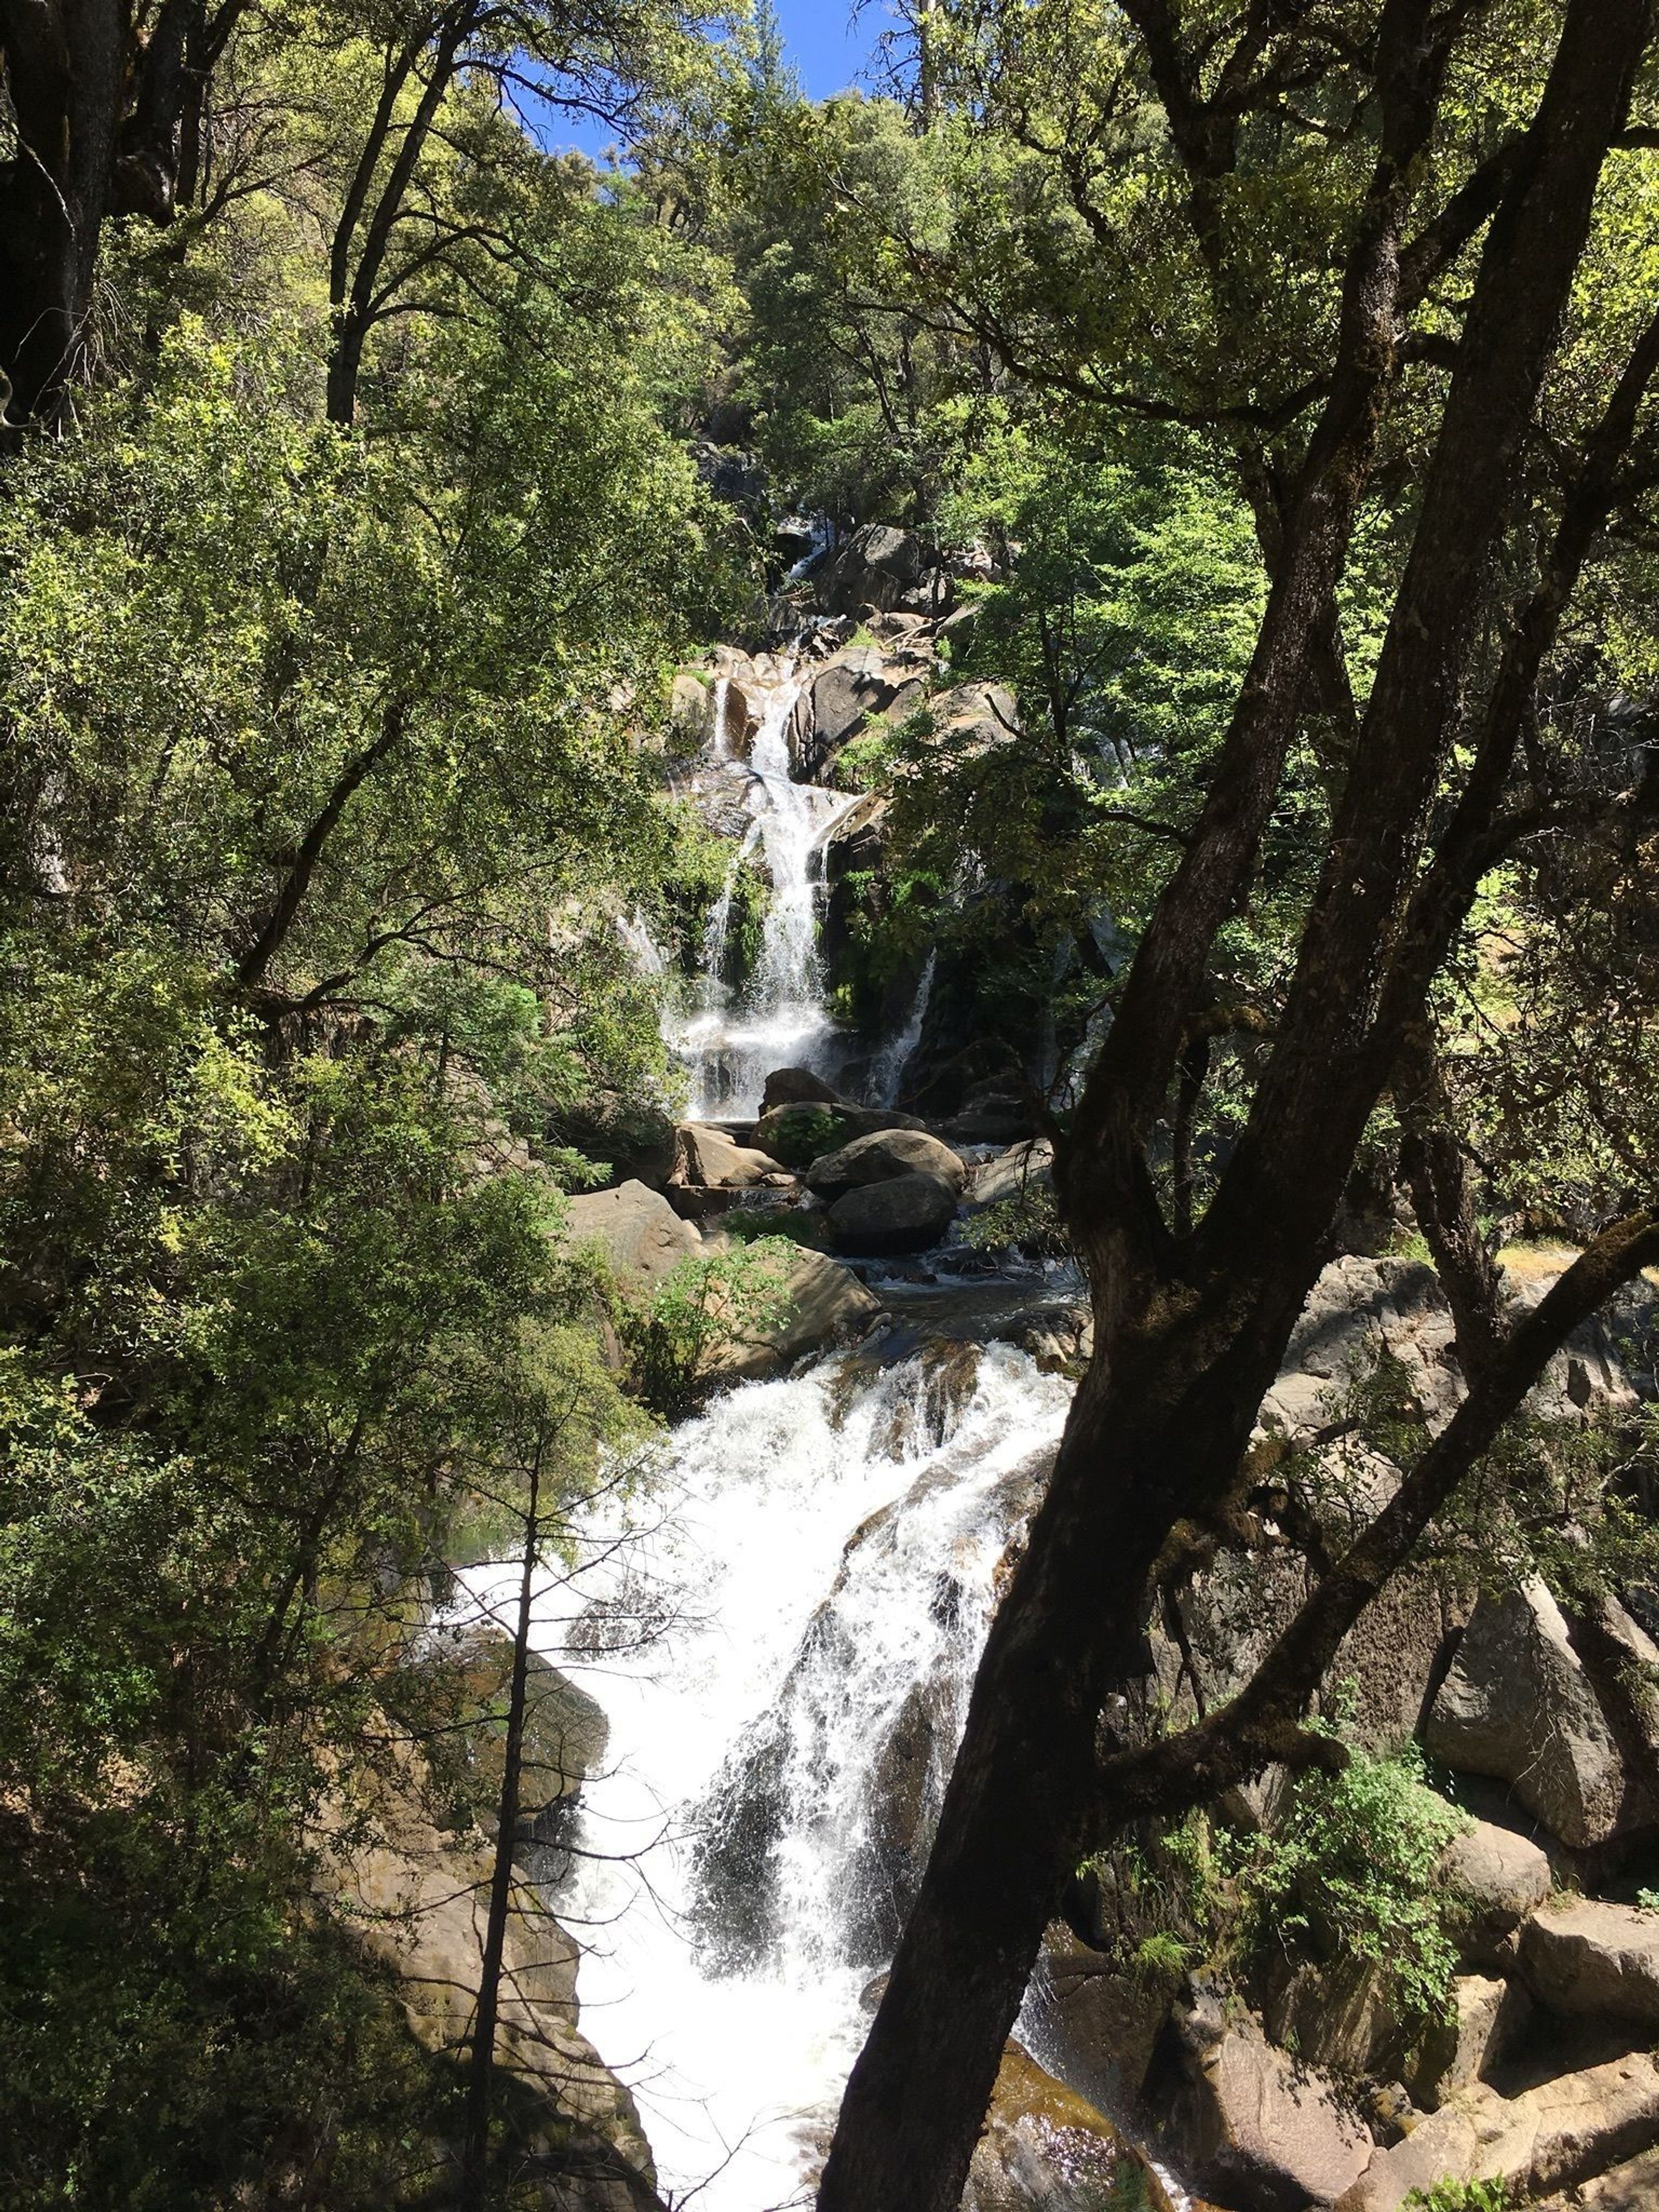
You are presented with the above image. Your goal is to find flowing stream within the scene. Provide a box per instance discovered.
[475,1341,1075,2209]
[503,640,1170,2209]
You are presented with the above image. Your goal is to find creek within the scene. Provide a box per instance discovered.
[477,646,1171,2209]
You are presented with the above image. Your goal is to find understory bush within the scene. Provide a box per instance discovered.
[765,1107,849,1168]
[1239,1744,1470,2024]
[1405,2184,1511,2212]
[1084,1740,1469,2030]
[617,1242,795,1418]
[961,1181,1072,1262]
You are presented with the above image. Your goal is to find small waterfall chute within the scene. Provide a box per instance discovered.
[870,950,937,1109]
[670,659,861,1119]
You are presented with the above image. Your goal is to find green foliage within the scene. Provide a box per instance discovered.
[1241,1747,1470,2026]
[720,1206,830,1251]
[765,1106,849,1168]
[1405,2184,1511,2212]
[961,1182,1072,1263]
[1130,1931,1193,1981]
[1323,1344,1659,1614]
[0,14,742,2196]
[1092,1747,1469,2029]
[617,1242,796,1418]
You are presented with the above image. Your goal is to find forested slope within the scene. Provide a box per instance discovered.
[4,6,1659,2211]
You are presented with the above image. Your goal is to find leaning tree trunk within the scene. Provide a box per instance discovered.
[0,0,128,422]
[818,1293,1314,2212]
[461,1431,545,2212]
[817,4,1648,2208]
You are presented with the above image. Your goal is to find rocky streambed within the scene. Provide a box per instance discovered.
[412,549,1659,2212]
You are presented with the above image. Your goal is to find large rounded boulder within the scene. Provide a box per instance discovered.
[562,1179,701,1292]
[752,1100,926,1168]
[826,1171,959,1257]
[808,1127,968,1201]
[760,1066,849,1112]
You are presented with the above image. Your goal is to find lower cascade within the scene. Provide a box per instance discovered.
[473,1341,1079,2208]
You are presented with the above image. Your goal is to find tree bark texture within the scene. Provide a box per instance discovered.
[0,0,127,419]
[461,1433,543,2212]
[0,0,227,422]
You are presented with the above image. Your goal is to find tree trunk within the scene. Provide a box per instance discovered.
[0,0,230,424]
[819,1309,1309,2212]
[0,0,129,422]
[817,6,1648,2209]
[461,1432,544,2212]
[325,8,473,428]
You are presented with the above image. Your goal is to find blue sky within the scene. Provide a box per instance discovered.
[537,4,890,159]
[771,1,886,99]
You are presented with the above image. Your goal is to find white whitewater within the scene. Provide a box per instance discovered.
[470,1344,1073,2211]
[870,950,936,1109]
[672,662,860,1120]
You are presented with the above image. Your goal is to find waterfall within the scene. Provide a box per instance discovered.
[870,950,936,1109]
[468,1341,1074,2211]
[710,674,734,761]
[785,514,834,585]
[698,822,762,1010]
[672,662,859,1120]
[616,906,667,976]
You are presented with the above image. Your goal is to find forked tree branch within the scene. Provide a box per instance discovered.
[1100,1205,1659,1820]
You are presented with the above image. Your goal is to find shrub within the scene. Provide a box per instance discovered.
[1241,1744,1470,2024]
[618,1241,795,1418]
[961,1181,1072,1262]
[1131,1931,1193,1980]
[1405,2183,1510,2212]
[765,1106,847,1169]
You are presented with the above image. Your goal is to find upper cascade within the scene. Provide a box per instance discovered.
[671,653,862,1120]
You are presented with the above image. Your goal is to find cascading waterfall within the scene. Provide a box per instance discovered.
[870,950,937,1110]
[672,661,861,1119]
[710,674,734,760]
[699,821,762,1010]
[468,1342,1074,2211]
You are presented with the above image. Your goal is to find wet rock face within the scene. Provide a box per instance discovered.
[687,1711,788,1975]
[1030,1922,1178,2112]
[794,647,896,774]
[966,2045,1178,2212]
[860,1670,958,1955]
